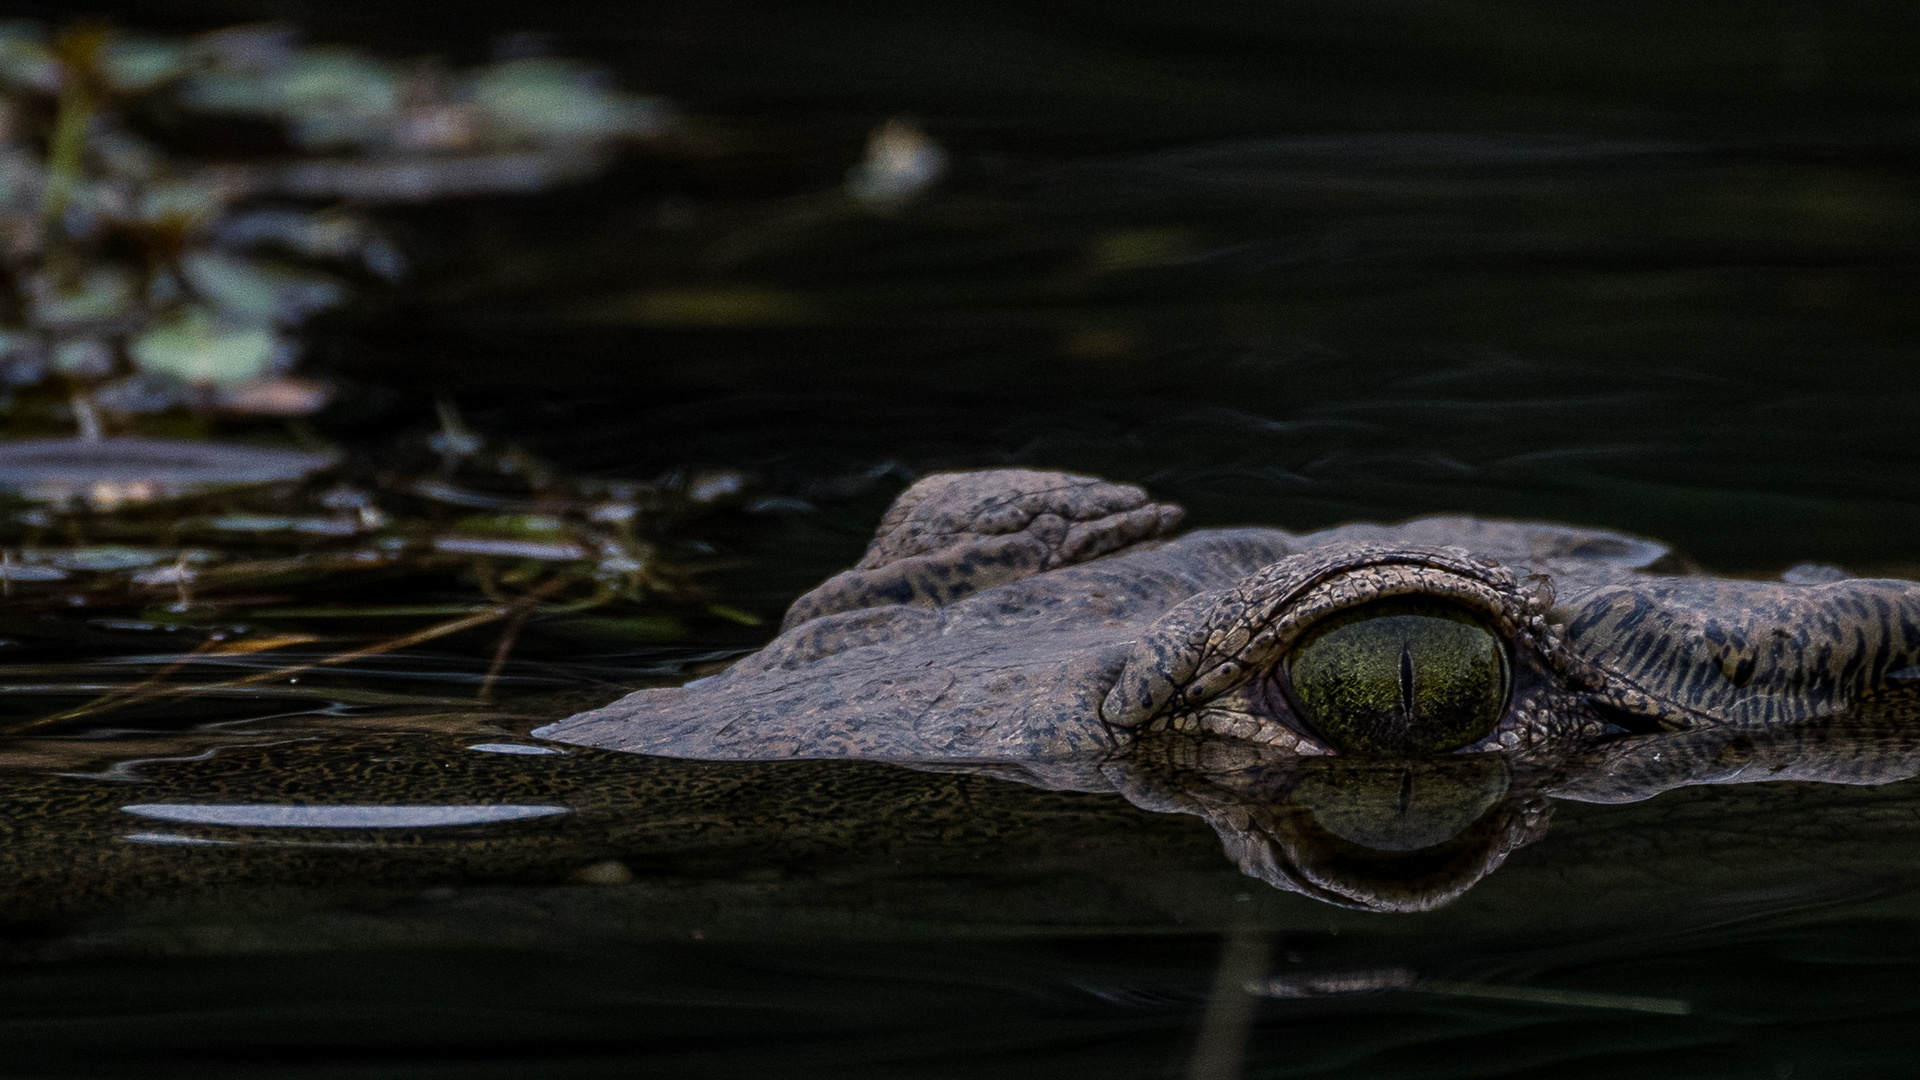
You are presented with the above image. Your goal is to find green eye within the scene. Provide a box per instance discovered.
[1284,598,1510,756]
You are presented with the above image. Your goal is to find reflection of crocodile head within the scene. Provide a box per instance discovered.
[1106,696,1920,911]
[535,468,1920,906]
[1106,738,1545,911]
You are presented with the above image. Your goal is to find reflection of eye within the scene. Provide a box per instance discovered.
[1284,598,1510,756]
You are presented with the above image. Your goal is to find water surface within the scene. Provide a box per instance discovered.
[5,1,1920,1076]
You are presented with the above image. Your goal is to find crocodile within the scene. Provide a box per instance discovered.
[527,468,1920,909]
[537,468,1920,783]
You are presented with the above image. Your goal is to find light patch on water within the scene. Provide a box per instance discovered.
[122,832,232,846]
[466,742,565,755]
[120,803,571,827]
[120,831,379,850]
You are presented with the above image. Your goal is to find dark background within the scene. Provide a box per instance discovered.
[21,0,1920,575]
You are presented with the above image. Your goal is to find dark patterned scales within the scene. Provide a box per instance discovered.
[537,469,1920,777]
[1557,577,1920,726]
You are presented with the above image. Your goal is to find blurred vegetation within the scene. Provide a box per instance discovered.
[0,407,776,733]
[0,18,667,434]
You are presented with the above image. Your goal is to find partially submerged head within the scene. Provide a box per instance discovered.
[1101,545,1612,757]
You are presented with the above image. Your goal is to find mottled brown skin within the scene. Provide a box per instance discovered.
[538,468,1920,787]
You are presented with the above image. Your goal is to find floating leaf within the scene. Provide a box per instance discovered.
[186,46,400,134]
[206,513,358,536]
[137,179,226,225]
[453,513,569,538]
[28,269,138,328]
[130,308,278,385]
[98,34,188,92]
[280,49,399,118]
[0,562,65,581]
[472,58,666,143]
[51,338,114,378]
[180,251,346,326]
[0,437,337,504]
[174,70,271,114]
[29,545,179,571]
[128,562,191,585]
[0,330,37,359]
[0,21,59,93]
[432,535,586,561]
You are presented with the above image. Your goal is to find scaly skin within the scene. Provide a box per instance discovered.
[538,468,1920,780]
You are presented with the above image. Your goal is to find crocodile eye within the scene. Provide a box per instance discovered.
[1284,598,1510,756]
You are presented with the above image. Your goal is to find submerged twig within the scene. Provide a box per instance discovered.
[476,606,532,704]
[8,575,569,734]
[32,631,320,728]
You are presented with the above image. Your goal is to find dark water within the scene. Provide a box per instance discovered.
[7,1,1920,1076]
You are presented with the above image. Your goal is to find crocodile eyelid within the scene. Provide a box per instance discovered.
[1101,547,1552,742]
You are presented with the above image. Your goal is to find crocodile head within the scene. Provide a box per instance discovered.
[1096,544,1602,758]
[542,468,1919,768]
[535,468,1920,908]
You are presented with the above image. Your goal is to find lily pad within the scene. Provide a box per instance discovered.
[0,562,65,581]
[206,513,359,535]
[27,546,179,571]
[431,535,586,561]
[0,437,338,505]
[129,308,279,386]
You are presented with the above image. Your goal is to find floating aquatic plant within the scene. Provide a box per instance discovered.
[0,20,670,434]
[0,408,769,729]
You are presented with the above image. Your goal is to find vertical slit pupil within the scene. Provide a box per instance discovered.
[1398,641,1417,724]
